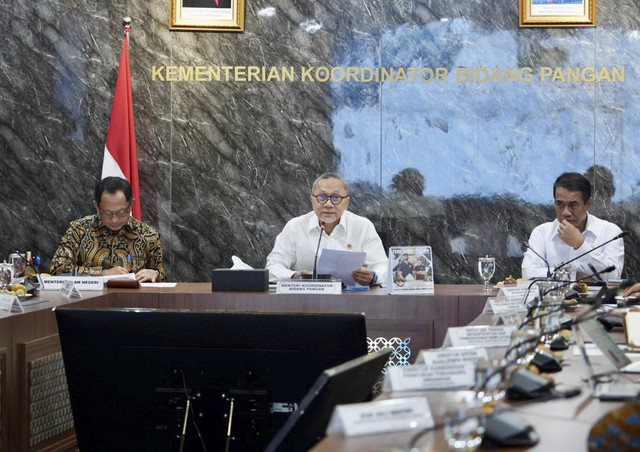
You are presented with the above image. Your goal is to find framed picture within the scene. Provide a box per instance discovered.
[519,0,596,27]
[170,0,245,32]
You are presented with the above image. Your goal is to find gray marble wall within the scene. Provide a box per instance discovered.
[1,0,638,283]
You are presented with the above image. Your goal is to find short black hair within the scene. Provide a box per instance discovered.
[553,172,592,203]
[94,177,133,205]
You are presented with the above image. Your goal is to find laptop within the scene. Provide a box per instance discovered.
[573,318,640,401]
[263,347,393,452]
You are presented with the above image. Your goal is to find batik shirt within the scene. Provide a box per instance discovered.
[49,214,166,281]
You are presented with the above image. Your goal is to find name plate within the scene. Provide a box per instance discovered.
[444,325,515,348]
[326,397,434,437]
[42,276,104,291]
[416,347,489,365]
[488,296,528,314]
[276,280,342,294]
[383,363,475,391]
[0,293,23,313]
[498,286,537,305]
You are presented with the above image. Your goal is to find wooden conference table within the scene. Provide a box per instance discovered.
[0,283,489,452]
[312,310,633,452]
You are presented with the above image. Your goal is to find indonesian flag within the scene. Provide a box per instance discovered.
[101,30,142,220]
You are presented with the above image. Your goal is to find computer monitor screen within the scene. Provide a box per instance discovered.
[55,307,368,452]
[264,347,392,452]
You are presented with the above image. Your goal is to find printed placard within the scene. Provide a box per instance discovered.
[388,246,434,295]
[59,280,82,299]
[443,325,515,348]
[42,276,104,291]
[498,285,537,306]
[416,347,489,365]
[276,280,342,294]
[383,363,475,391]
[488,296,529,314]
[326,397,434,437]
[0,293,23,313]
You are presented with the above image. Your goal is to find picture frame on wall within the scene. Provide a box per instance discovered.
[170,0,245,31]
[519,0,596,27]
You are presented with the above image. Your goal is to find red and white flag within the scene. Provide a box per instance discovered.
[101,27,142,220]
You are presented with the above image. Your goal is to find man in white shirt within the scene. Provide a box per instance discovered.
[266,173,388,285]
[522,172,624,281]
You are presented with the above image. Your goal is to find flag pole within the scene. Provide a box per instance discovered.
[102,15,142,220]
[122,16,132,36]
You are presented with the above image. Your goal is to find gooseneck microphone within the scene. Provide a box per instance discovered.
[552,231,627,274]
[311,222,325,280]
[523,242,552,278]
[517,265,616,330]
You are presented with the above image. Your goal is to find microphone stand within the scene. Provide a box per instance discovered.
[311,222,325,280]
[552,231,626,275]
[523,242,552,279]
[517,265,615,330]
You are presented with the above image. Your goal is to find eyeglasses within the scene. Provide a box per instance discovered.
[312,194,349,205]
[99,208,130,219]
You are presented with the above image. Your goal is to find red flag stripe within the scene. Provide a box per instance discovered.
[101,33,142,220]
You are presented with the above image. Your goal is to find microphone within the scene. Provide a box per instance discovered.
[523,242,552,279]
[588,263,604,282]
[517,265,615,330]
[311,222,325,280]
[552,231,627,275]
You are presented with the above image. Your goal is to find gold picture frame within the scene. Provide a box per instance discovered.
[520,0,596,27]
[170,0,245,32]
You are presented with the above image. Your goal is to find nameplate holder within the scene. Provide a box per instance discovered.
[59,280,82,299]
[42,276,104,291]
[499,286,537,306]
[488,296,528,314]
[416,347,488,365]
[326,397,434,437]
[0,294,24,313]
[442,325,515,348]
[383,363,475,391]
[276,280,342,294]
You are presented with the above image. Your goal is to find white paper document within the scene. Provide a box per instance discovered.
[317,249,365,286]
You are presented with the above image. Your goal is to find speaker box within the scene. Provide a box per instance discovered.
[211,269,269,292]
[483,411,539,447]
[506,368,553,400]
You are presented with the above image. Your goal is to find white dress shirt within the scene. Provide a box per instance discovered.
[521,214,624,281]
[266,210,388,283]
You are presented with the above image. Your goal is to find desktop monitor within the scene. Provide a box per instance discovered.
[264,347,392,452]
[54,307,368,452]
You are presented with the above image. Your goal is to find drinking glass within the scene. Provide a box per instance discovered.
[474,359,507,408]
[444,395,486,451]
[552,265,571,297]
[477,256,496,293]
[506,328,540,366]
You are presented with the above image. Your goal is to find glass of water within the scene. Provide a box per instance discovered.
[477,256,496,293]
[444,394,486,451]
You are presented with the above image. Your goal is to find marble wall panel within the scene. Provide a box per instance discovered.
[0,0,638,284]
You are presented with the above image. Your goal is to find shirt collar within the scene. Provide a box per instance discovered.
[306,211,348,234]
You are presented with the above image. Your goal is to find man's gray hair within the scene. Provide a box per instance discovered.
[311,172,349,194]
